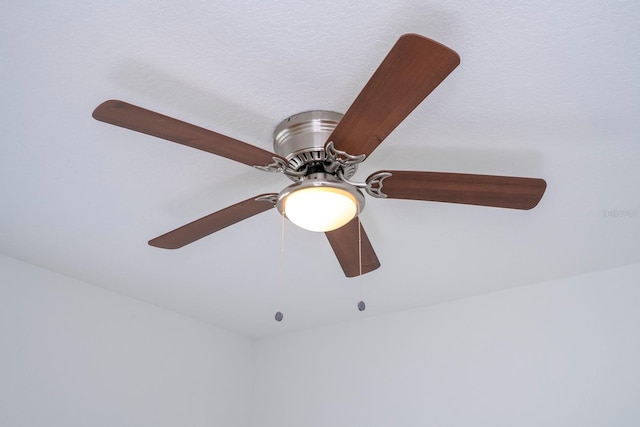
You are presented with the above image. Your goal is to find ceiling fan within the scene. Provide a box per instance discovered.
[93,33,546,278]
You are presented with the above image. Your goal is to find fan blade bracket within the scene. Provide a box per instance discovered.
[252,157,288,173]
[254,194,278,205]
[253,156,308,179]
[365,171,393,198]
[333,169,392,198]
[324,141,367,173]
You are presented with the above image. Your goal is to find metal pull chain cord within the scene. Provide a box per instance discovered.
[357,203,366,312]
[275,213,285,322]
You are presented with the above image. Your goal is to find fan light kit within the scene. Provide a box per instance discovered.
[93,33,547,278]
[277,179,363,232]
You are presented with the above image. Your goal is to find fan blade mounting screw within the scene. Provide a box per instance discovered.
[275,311,284,322]
[357,301,366,312]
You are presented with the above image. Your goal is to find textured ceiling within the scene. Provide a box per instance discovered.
[2,0,639,337]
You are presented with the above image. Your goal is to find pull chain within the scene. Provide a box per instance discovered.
[275,213,285,322]
[358,203,362,294]
[357,202,366,312]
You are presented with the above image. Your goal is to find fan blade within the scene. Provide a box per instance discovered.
[327,34,460,158]
[149,194,277,249]
[325,218,380,277]
[93,100,283,167]
[369,170,546,210]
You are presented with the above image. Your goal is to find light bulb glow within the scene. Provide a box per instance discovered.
[283,187,358,232]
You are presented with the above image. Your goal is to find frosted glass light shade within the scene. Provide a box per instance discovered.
[282,187,358,232]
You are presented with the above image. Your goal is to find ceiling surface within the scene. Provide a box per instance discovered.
[2,0,639,338]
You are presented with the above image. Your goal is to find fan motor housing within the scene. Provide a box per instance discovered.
[273,110,357,179]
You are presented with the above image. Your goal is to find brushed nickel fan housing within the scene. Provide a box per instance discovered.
[273,110,358,180]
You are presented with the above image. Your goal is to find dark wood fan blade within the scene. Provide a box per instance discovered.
[149,194,277,249]
[325,218,380,277]
[326,34,460,158]
[370,170,547,210]
[93,100,283,167]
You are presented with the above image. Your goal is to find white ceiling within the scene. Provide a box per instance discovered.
[2,0,639,338]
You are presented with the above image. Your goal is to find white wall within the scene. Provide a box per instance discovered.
[252,264,640,427]
[0,254,253,427]
[3,254,639,427]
